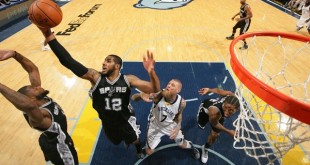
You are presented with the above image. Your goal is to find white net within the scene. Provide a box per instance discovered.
[229,32,310,165]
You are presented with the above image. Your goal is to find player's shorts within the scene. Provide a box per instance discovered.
[233,19,251,35]
[39,134,79,165]
[197,99,224,133]
[102,115,141,145]
[146,120,184,150]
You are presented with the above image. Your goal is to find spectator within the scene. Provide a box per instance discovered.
[296,0,310,31]
[287,0,306,14]
[0,0,11,5]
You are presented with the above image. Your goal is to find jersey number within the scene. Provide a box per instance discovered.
[105,98,122,111]
[160,115,167,122]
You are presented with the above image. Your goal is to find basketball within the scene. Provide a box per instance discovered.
[28,0,63,28]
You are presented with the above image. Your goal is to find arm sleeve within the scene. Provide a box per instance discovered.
[48,39,88,77]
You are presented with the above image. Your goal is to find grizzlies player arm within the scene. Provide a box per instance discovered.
[39,28,100,85]
[142,50,161,92]
[208,106,234,137]
[0,50,41,87]
[136,89,172,103]
[131,91,160,102]
[126,51,160,93]
[170,99,186,139]
[0,83,51,129]
[174,99,186,127]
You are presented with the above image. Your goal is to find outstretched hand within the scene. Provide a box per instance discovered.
[198,88,210,95]
[143,50,155,73]
[0,50,15,61]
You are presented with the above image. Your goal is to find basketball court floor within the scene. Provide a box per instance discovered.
[0,0,309,164]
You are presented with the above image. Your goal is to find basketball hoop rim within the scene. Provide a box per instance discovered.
[229,31,310,125]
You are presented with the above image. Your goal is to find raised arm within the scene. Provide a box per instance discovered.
[0,50,41,87]
[0,83,49,127]
[198,87,235,97]
[128,50,160,93]
[38,27,100,85]
[131,89,165,104]
[133,88,173,103]
[143,50,161,92]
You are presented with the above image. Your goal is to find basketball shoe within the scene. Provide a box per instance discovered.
[226,35,234,40]
[189,142,200,160]
[201,145,209,163]
[239,44,248,50]
[137,147,146,159]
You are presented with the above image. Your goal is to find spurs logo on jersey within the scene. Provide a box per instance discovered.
[240,4,248,18]
[209,97,226,105]
[98,86,128,97]
[89,74,132,125]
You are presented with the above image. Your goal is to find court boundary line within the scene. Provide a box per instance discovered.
[134,143,235,165]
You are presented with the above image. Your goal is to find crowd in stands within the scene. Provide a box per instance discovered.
[0,0,24,8]
[0,0,11,6]
[285,0,307,14]
[271,0,307,15]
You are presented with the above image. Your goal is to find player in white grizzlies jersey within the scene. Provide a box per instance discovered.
[132,79,200,160]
